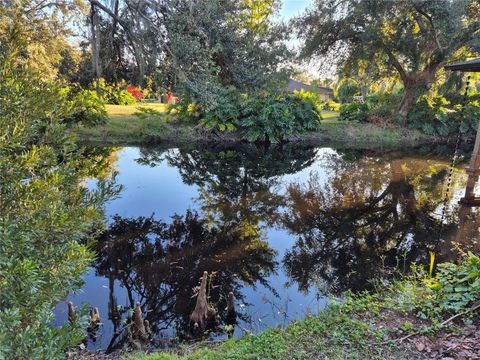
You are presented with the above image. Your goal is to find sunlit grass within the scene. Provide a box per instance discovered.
[106,103,168,120]
[77,103,191,144]
[320,110,340,121]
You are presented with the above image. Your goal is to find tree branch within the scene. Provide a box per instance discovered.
[381,45,407,81]
[414,6,443,53]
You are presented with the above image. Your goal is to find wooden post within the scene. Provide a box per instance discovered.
[460,118,480,205]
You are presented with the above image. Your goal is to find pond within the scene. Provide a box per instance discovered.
[55,143,480,353]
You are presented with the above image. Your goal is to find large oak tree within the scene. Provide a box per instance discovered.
[296,0,480,121]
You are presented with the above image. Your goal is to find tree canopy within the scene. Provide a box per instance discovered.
[83,0,290,106]
[296,0,480,120]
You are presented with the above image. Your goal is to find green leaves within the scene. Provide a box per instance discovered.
[92,79,137,106]
[423,253,480,316]
[408,95,480,139]
[0,40,118,358]
[339,102,369,122]
[238,92,321,142]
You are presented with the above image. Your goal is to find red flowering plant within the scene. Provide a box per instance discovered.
[126,85,145,101]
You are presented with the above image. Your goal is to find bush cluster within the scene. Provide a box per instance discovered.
[335,88,480,139]
[367,92,402,120]
[239,92,321,142]
[339,102,369,122]
[408,95,480,139]
[294,89,327,111]
[0,52,117,359]
[92,79,137,105]
[342,252,480,324]
[64,88,108,127]
[419,253,480,318]
[195,91,322,142]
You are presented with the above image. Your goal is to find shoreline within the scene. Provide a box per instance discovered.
[76,105,443,149]
[70,256,480,360]
[77,122,442,149]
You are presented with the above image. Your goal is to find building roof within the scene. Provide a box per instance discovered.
[444,58,480,72]
[287,79,334,94]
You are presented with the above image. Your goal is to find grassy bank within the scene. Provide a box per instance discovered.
[87,253,480,360]
[117,254,480,360]
[128,306,416,360]
[77,105,436,148]
[77,104,196,144]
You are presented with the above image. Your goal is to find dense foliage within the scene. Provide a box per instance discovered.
[337,82,361,104]
[0,14,117,359]
[93,79,137,105]
[408,95,480,138]
[175,91,322,142]
[239,93,321,142]
[418,253,480,319]
[367,92,403,120]
[296,0,480,120]
[294,89,326,111]
[66,88,108,126]
[201,87,243,132]
[339,102,369,123]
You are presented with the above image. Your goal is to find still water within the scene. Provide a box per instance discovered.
[55,143,480,352]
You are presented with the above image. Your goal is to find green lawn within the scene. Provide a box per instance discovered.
[105,103,169,120]
[320,110,340,121]
[77,103,194,144]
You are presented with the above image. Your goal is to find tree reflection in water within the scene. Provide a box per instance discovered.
[94,211,277,351]
[94,144,319,351]
[84,144,480,351]
[281,149,479,293]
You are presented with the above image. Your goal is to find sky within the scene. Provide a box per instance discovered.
[278,0,311,21]
[277,0,328,80]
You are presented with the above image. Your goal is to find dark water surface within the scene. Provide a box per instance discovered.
[55,143,480,352]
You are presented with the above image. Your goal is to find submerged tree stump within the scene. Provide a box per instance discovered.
[190,271,209,332]
[132,303,148,341]
[189,271,218,333]
[67,301,76,323]
[87,307,101,341]
[226,292,237,325]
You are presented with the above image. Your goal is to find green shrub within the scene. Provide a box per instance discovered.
[93,79,137,105]
[339,102,369,122]
[325,99,341,111]
[0,42,118,358]
[168,99,203,124]
[408,95,479,138]
[202,87,241,132]
[337,82,361,103]
[421,253,480,317]
[294,89,326,111]
[284,93,323,132]
[367,92,402,120]
[65,88,108,127]
[238,92,321,142]
[181,91,322,141]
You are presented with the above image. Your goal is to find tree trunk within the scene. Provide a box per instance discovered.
[90,4,102,93]
[398,84,416,125]
[398,70,436,126]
